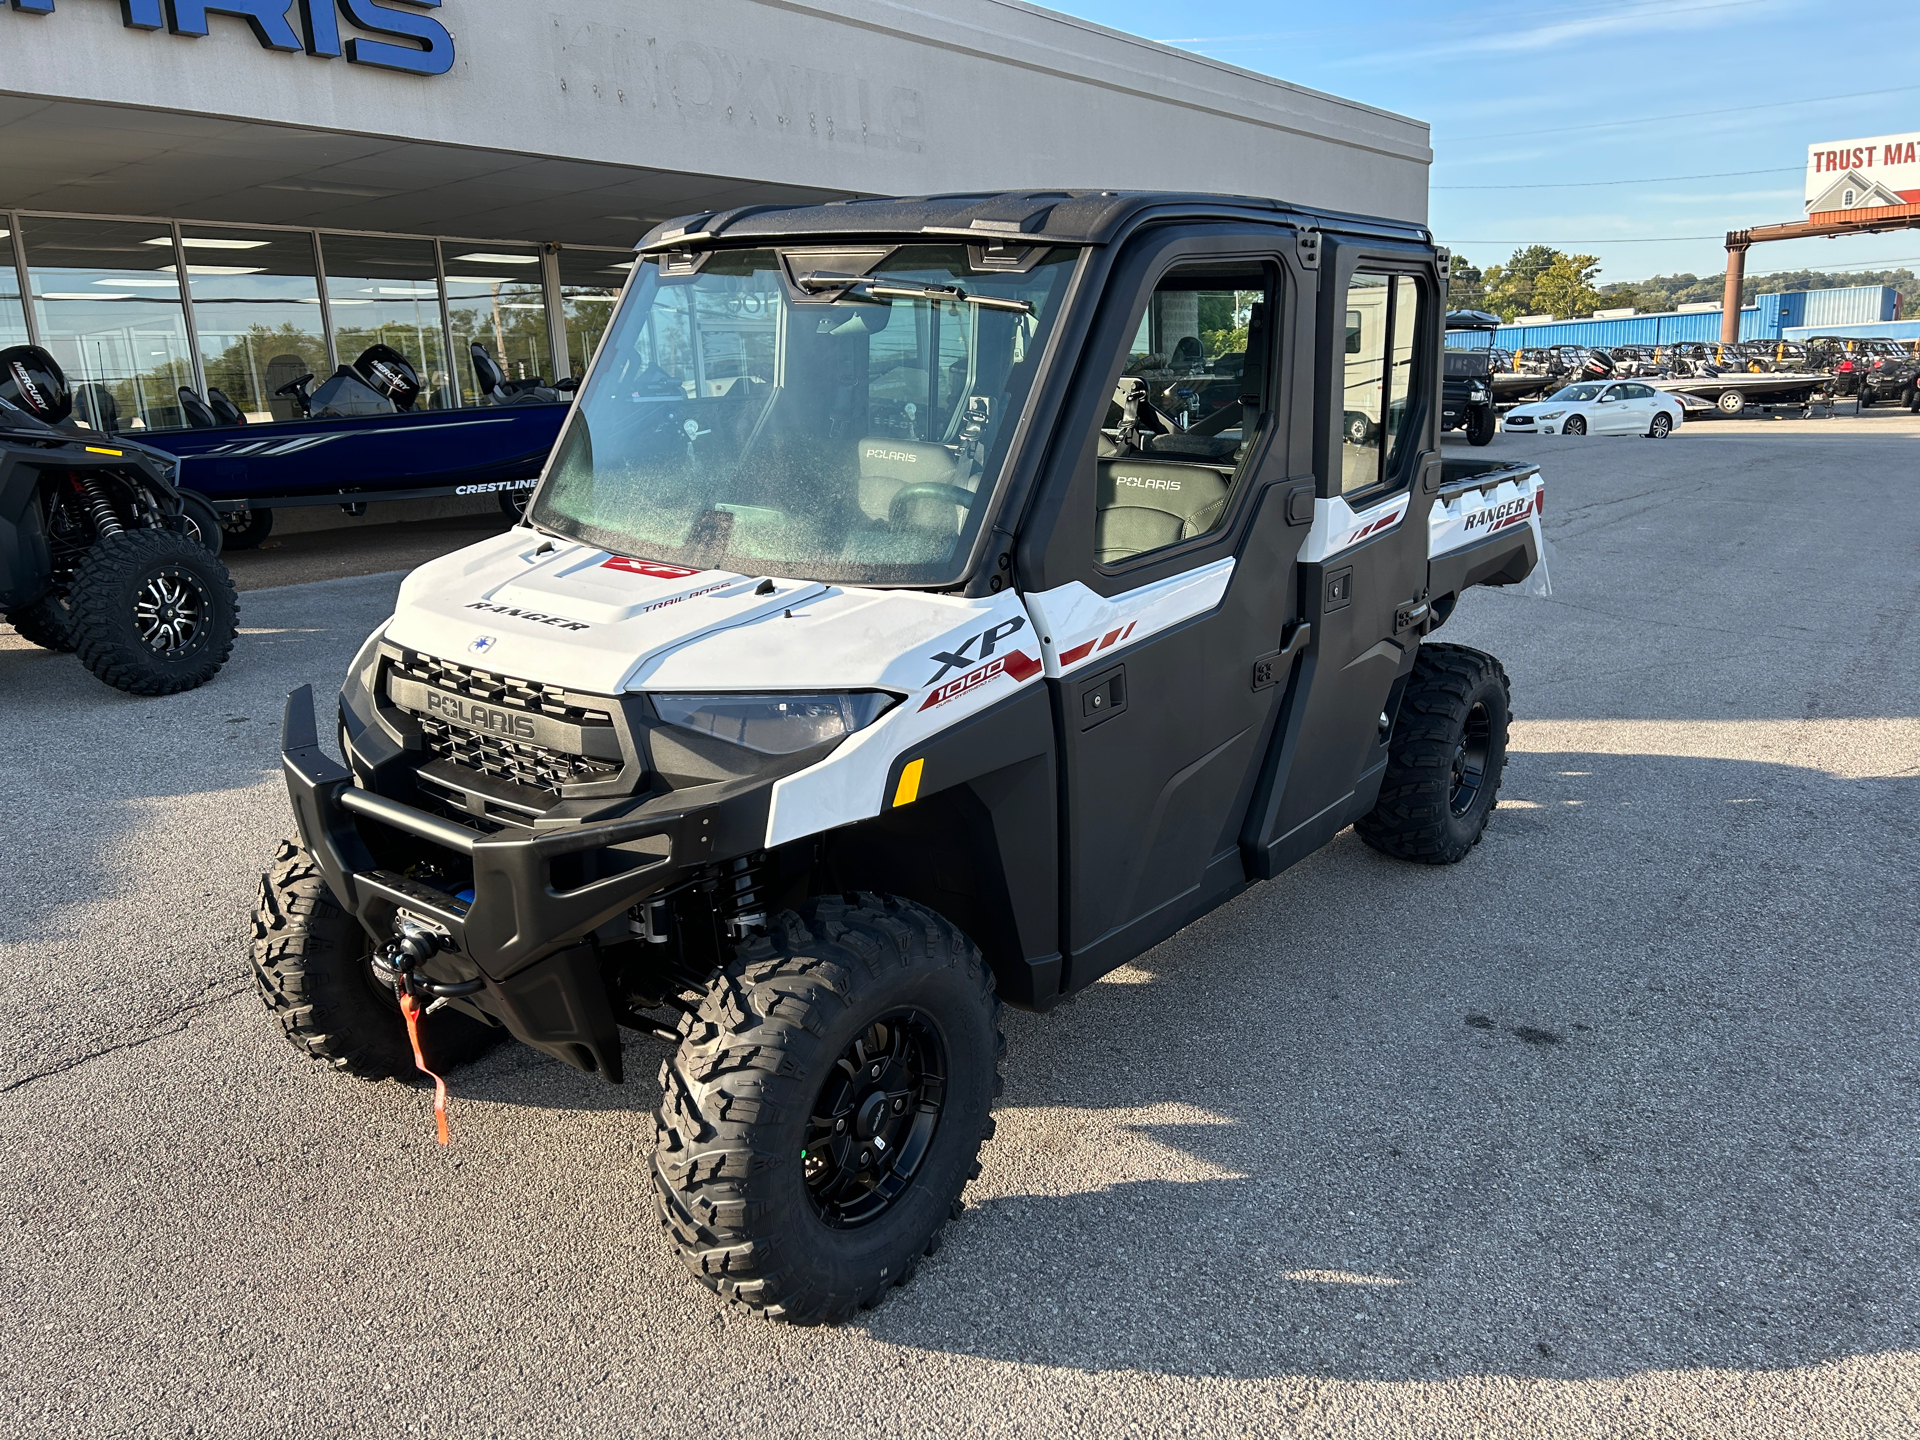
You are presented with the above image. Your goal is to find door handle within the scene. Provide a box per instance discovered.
[1251,622,1311,691]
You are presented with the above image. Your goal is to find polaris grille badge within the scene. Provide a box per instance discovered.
[469,635,497,655]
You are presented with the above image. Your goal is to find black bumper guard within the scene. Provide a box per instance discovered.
[280,685,719,1080]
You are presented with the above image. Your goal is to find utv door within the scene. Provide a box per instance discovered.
[1243,238,1442,878]
[1018,227,1315,990]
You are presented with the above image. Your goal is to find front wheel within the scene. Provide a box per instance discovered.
[175,490,224,556]
[1716,389,1746,416]
[498,490,531,519]
[220,507,274,551]
[1648,411,1673,438]
[654,895,1003,1324]
[67,528,239,695]
[1857,389,1874,410]
[5,594,76,652]
[1562,414,1587,436]
[1357,643,1511,865]
[251,838,501,1078]
[1465,404,1496,446]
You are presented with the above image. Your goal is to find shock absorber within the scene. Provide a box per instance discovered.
[76,475,124,539]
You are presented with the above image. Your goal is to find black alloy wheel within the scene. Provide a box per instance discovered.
[1449,699,1494,818]
[175,490,224,556]
[67,527,238,695]
[804,1011,947,1228]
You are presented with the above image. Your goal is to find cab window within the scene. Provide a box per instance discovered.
[1093,259,1279,566]
[1340,272,1426,496]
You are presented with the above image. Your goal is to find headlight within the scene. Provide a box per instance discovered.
[1537,409,1565,420]
[652,692,896,755]
[1469,383,1489,400]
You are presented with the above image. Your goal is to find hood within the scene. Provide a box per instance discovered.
[385,530,1028,698]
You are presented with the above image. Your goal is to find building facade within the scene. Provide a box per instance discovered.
[1,0,1431,435]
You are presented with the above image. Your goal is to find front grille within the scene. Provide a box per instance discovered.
[416,717,620,793]
[387,648,622,797]
[388,650,614,725]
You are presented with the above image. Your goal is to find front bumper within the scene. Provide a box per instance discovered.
[280,684,738,1080]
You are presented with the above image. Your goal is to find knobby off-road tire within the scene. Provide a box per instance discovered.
[654,894,1003,1324]
[67,528,238,695]
[1357,643,1511,865]
[4,594,76,652]
[251,838,500,1080]
[1465,405,1496,446]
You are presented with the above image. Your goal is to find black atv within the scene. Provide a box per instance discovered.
[0,346,239,695]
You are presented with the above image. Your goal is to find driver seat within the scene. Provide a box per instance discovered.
[855,437,968,528]
[176,387,218,428]
[1095,457,1231,565]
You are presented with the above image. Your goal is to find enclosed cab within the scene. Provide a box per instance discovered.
[255,192,1545,1323]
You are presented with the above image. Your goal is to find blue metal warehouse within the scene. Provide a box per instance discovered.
[1448,285,1902,349]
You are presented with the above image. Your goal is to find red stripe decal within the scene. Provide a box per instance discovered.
[1059,640,1096,665]
[918,650,1043,710]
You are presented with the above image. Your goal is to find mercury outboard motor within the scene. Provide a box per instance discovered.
[355,344,422,411]
[307,344,424,419]
[1580,348,1616,380]
[0,344,73,427]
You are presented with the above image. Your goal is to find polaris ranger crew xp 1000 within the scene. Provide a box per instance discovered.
[255,192,1545,1323]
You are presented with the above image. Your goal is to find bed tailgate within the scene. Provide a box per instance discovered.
[1427,459,1543,613]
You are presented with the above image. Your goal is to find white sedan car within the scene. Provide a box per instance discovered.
[1502,380,1684,438]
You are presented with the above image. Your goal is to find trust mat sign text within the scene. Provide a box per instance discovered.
[1806,132,1920,214]
[6,0,454,77]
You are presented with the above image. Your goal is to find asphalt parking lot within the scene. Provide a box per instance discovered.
[4,409,1918,1439]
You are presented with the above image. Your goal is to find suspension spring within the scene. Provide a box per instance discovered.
[78,476,124,539]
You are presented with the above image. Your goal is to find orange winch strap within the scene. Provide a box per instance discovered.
[399,992,451,1146]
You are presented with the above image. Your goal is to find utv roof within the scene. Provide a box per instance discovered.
[637,190,1433,254]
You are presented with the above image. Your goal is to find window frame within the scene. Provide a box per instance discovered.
[1321,242,1438,508]
[1087,246,1291,581]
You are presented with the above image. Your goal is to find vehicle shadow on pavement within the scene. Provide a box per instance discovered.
[845,747,1920,1383]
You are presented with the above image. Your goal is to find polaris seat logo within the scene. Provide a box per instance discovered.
[1115,474,1182,491]
[425,690,536,740]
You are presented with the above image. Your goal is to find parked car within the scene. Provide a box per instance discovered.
[1501,378,1685,437]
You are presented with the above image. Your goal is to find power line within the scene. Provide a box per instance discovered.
[1448,236,1726,245]
[1442,82,1920,141]
[1434,167,1800,190]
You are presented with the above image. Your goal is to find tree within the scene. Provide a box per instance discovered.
[1480,244,1566,320]
[1531,253,1603,319]
[1446,257,1488,312]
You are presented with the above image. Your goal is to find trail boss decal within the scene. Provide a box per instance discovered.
[465,601,591,631]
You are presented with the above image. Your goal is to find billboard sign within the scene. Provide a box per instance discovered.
[1806,134,1920,215]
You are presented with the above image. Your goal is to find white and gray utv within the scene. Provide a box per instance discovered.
[254,191,1545,1323]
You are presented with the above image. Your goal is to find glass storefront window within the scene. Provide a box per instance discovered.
[0,223,28,351]
[320,234,452,408]
[443,242,549,404]
[22,216,197,433]
[555,246,630,381]
[181,226,327,422]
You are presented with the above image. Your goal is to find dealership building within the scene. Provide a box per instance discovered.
[1,0,1429,436]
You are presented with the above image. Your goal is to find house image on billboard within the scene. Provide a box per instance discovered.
[1807,170,1906,214]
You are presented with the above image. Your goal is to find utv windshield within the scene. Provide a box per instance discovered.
[532,245,1076,585]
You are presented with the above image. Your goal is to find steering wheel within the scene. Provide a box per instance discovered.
[888,483,975,528]
[273,374,313,397]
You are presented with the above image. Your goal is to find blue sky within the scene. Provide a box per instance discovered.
[1050,0,1920,290]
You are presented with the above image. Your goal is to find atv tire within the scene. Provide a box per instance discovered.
[5,594,77,652]
[1465,404,1496,446]
[67,527,238,695]
[251,838,501,1080]
[175,489,224,556]
[654,894,1003,1324]
[1357,643,1511,865]
[220,507,274,551]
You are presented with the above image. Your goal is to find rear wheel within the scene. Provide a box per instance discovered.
[175,490,224,556]
[1716,389,1746,416]
[66,527,238,695]
[251,838,501,1079]
[1357,643,1511,865]
[5,594,76,652]
[220,507,274,550]
[498,490,532,519]
[654,894,1002,1324]
[1562,414,1587,436]
[1648,411,1672,439]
